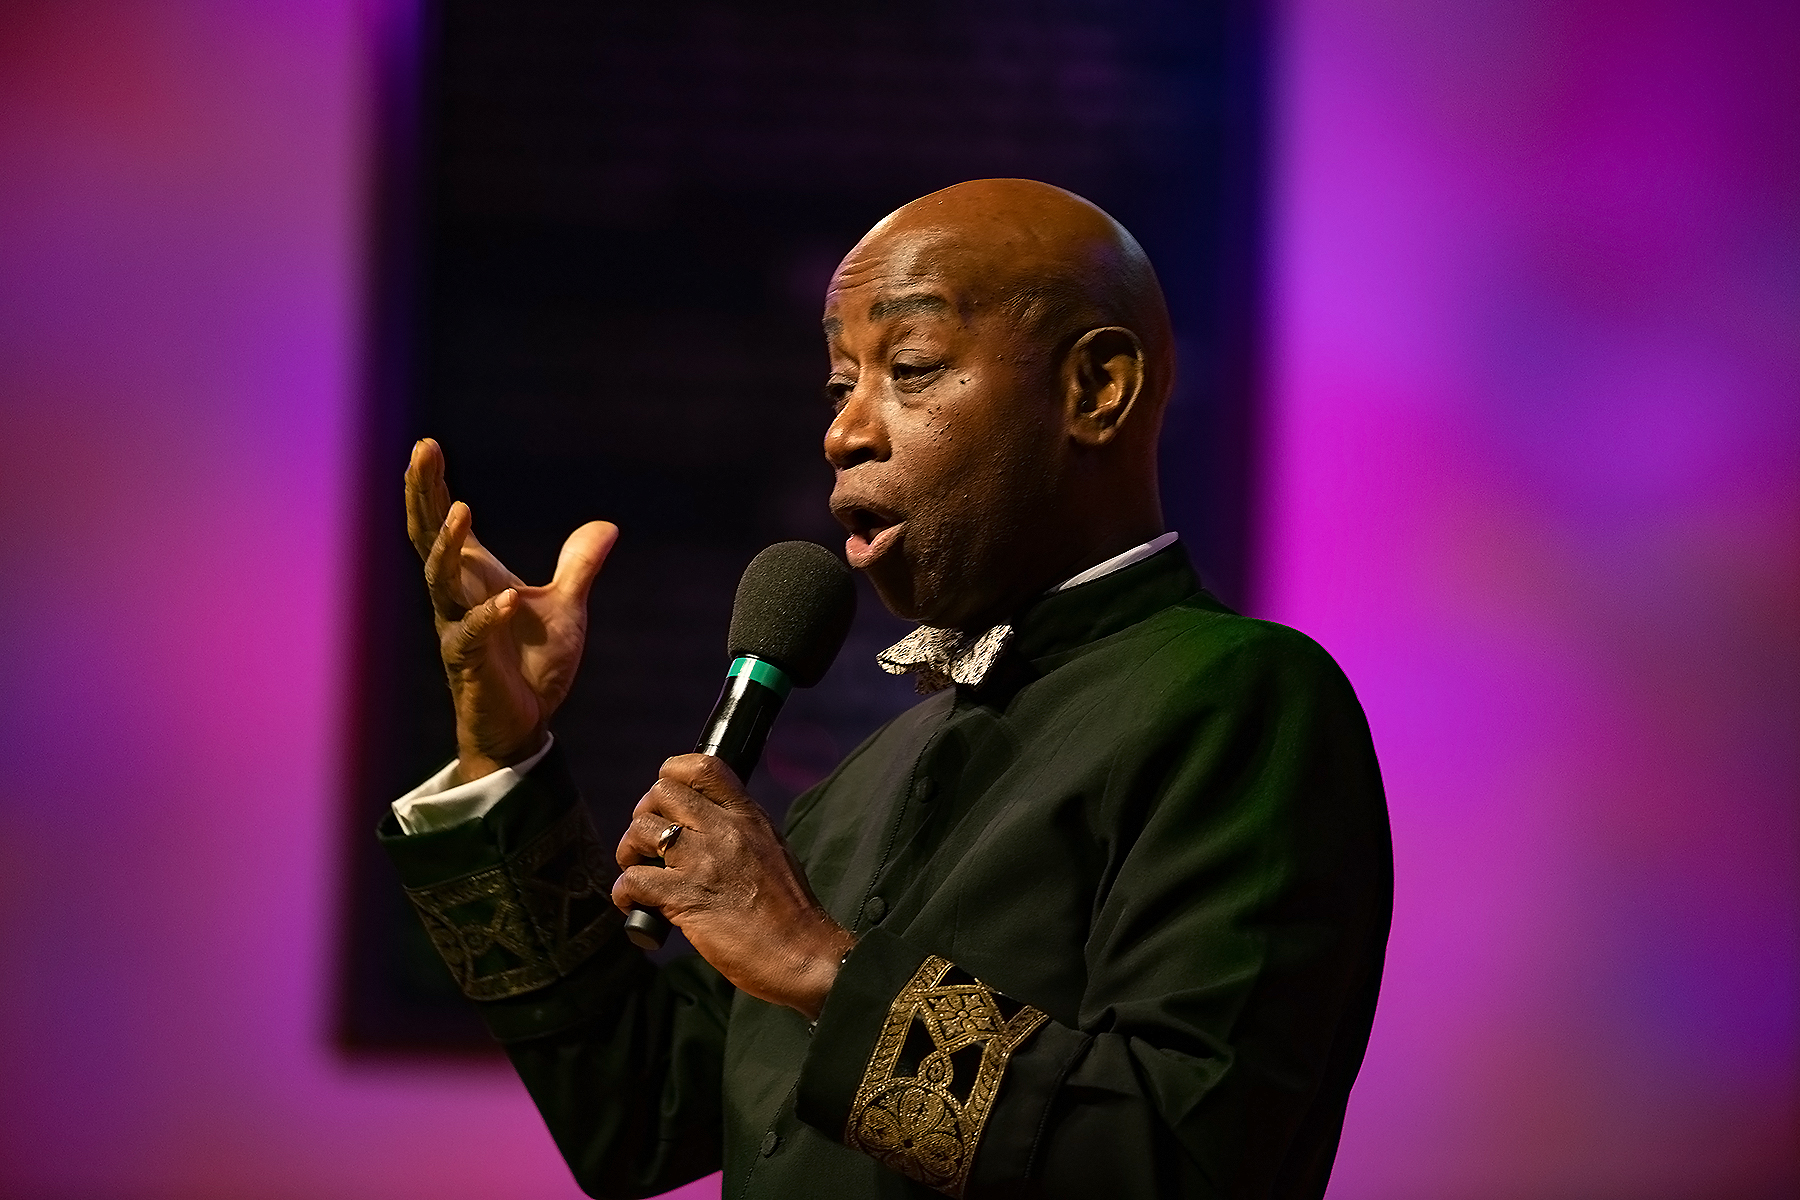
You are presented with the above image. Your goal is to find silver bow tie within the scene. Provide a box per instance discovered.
[877,624,1014,693]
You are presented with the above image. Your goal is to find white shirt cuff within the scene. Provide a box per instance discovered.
[390,734,556,835]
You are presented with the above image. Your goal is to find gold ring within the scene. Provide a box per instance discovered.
[655,822,683,857]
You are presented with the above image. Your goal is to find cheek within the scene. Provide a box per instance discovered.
[907,418,1047,547]
[892,360,1061,509]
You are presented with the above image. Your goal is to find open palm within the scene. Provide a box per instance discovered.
[405,438,617,777]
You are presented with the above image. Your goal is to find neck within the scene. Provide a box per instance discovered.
[953,512,1165,633]
[1042,482,1166,589]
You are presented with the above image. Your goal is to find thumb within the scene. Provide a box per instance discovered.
[553,520,619,604]
[443,587,517,671]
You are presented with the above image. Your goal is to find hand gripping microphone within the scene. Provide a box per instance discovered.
[622,541,857,951]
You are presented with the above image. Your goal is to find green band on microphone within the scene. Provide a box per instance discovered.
[729,655,793,699]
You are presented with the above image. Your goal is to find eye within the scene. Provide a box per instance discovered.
[823,376,855,413]
[890,357,945,392]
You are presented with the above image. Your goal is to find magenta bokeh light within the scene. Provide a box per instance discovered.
[0,1,612,1196]
[1269,3,1798,1197]
[0,2,1793,1198]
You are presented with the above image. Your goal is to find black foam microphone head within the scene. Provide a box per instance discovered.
[727,541,857,689]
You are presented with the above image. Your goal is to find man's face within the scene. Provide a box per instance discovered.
[823,231,1067,630]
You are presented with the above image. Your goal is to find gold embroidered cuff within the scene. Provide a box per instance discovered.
[402,805,619,1001]
[845,955,1048,1197]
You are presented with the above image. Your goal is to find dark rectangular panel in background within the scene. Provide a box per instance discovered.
[342,0,1265,1051]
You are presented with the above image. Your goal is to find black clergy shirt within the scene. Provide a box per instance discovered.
[379,545,1393,1200]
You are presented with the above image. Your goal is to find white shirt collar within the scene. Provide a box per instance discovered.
[1048,531,1180,594]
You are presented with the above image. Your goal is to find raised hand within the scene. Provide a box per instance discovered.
[405,438,618,781]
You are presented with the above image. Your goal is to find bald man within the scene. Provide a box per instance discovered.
[381,180,1391,1200]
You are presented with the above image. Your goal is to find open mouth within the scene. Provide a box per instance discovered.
[838,504,906,570]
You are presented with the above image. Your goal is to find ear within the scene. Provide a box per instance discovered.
[1061,326,1146,447]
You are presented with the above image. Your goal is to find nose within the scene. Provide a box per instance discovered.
[824,383,886,470]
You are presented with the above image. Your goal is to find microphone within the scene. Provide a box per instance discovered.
[622,541,856,951]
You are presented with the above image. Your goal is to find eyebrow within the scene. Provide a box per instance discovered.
[868,293,951,322]
[821,291,954,341]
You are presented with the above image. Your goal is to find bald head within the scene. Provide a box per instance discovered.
[822,179,1173,630]
[839,179,1175,420]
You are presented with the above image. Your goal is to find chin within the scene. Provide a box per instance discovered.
[871,573,992,632]
[862,565,927,624]
[861,539,1002,631]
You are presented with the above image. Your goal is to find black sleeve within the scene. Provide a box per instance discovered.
[794,626,1393,1199]
[378,743,735,1199]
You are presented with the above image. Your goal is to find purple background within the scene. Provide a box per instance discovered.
[1,1,1793,1197]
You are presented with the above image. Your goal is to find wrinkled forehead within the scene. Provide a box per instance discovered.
[825,224,1037,320]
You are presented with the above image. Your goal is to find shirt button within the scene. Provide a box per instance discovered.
[912,777,936,803]
[865,896,887,923]
[760,1132,781,1158]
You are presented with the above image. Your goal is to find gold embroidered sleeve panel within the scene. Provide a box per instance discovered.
[844,955,1048,1197]
[402,804,620,1001]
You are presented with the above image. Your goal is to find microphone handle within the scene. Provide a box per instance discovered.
[622,658,792,951]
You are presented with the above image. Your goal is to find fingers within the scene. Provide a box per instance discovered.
[613,863,679,915]
[440,586,517,672]
[407,440,612,612]
[617,808,689,869]
[641,768,727,826]
[404,440,429,557]
[423,500,474,621]
[659,753,757,812]
[553,520,620,605]
[404,438,452,562]
[616,775,719,867]
[616,777,709,911]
